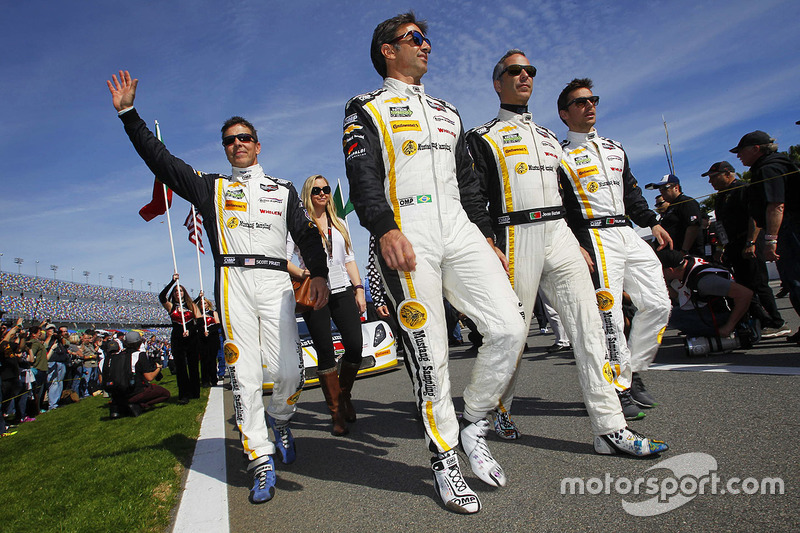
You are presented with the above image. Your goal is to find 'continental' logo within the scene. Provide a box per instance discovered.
[375,348,391,357]
[287,390,302,405]
[503,145,529,157]
[399,300,428,330]
[391,120,421,133]
[226,217,240,229]
[515,162,528,174]
[596,290,614,311]
[343,124,362,135]
[223,342,240,364]
[402,140,418,156]
[587,181,600,193]
[225,200,247,211]
[578,165,599,178]
[602,362,614,384]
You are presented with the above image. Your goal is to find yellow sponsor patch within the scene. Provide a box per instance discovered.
[226,217,239,229]
[498,125,516,133]
[384,96,407,104]
[287,390,302,405]
[391,120,421,133]
[602,362,614,383]
[657,326,666,344]
[402,140,418,156]
[503,145,529,157]
[225,200,247,211]
[578,165,599,178]
[375,348,391,357]
[587,181,599,193]
[399,300,428,330]
[515,162,528,174]
[596,290,614,311]
[223,342,239,364]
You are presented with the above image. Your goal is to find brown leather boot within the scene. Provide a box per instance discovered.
[318,370,348,436]
[338,361,360,423]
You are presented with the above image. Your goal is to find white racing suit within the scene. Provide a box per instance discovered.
[343,78,526,453]
[119,108,328,460]
[467,109,625,436]
[559,129,671,390]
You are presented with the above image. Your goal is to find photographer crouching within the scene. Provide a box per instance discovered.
[106,331,170,418]
[657,249,761,356]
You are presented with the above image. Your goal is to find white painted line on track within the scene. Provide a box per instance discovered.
[650,363,800,376]
[173,386,229,533]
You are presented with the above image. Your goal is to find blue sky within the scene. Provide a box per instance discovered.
[1,0,798,296]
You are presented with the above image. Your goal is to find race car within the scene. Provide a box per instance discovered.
[262,317,399,391]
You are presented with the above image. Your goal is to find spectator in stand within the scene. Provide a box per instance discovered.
[287,174,366,436]
[46,325,70,410]
[29,325,49,412]
[195,292,222,387]
[646,174,703,256]
[159,274,202,404]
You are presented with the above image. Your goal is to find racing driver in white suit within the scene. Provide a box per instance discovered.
[343,13,526,514]
[467,50,668,457]
[108,71,329,505]
[557,78,673,419]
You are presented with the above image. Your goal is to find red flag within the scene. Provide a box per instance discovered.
[139,180,173,221]
[184,208,205,254]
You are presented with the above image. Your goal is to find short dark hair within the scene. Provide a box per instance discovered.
[370,12,428,78]
[656,249,686,269]
[84,329,95,337]
[492,49,526,81]
[29,325,41,335]
[557,78,594,124]
[221,116,257,141]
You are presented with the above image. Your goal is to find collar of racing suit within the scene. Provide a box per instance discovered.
[496,107,534,124]
[383,76,425,97]
[500,103,529,115]
[566,128,600,146]
[230,163,265,183]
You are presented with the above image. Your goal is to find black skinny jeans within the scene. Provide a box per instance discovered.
[303,286,363,372]
[171,325,201,400]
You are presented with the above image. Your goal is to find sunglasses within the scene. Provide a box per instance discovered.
[498,64,537,79]
[561,95,600,110]
[222,133,257,146]
[311,185,331,196]
[390,30,431,49]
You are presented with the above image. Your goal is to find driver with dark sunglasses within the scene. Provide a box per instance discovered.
[467,50,668,459]
[107,70,329,505]
[558,78,673,421]
[342,12,526,514]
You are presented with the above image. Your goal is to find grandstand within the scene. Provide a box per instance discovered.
[0,271,168,329]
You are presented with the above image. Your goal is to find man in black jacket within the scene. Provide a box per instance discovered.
[732,131,800,338]
[704,161,785,333]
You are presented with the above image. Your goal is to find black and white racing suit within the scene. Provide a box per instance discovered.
[467,108,624,435]
[343,78,526,454]
[559,130,671,390]
[119,108,328,461]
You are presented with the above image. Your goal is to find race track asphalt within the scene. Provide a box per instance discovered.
[217,288,799,533]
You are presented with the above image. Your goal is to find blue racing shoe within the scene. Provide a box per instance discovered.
[267,415,296,464]
[248,456,276,504]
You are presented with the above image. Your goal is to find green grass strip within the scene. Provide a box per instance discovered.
[0,373,207,533]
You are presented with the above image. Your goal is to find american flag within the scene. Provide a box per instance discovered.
[184,208,205,254]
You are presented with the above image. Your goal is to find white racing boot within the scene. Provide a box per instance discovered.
[431,450,481,514]
[460,418,507,487]
[594,427,669,456]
